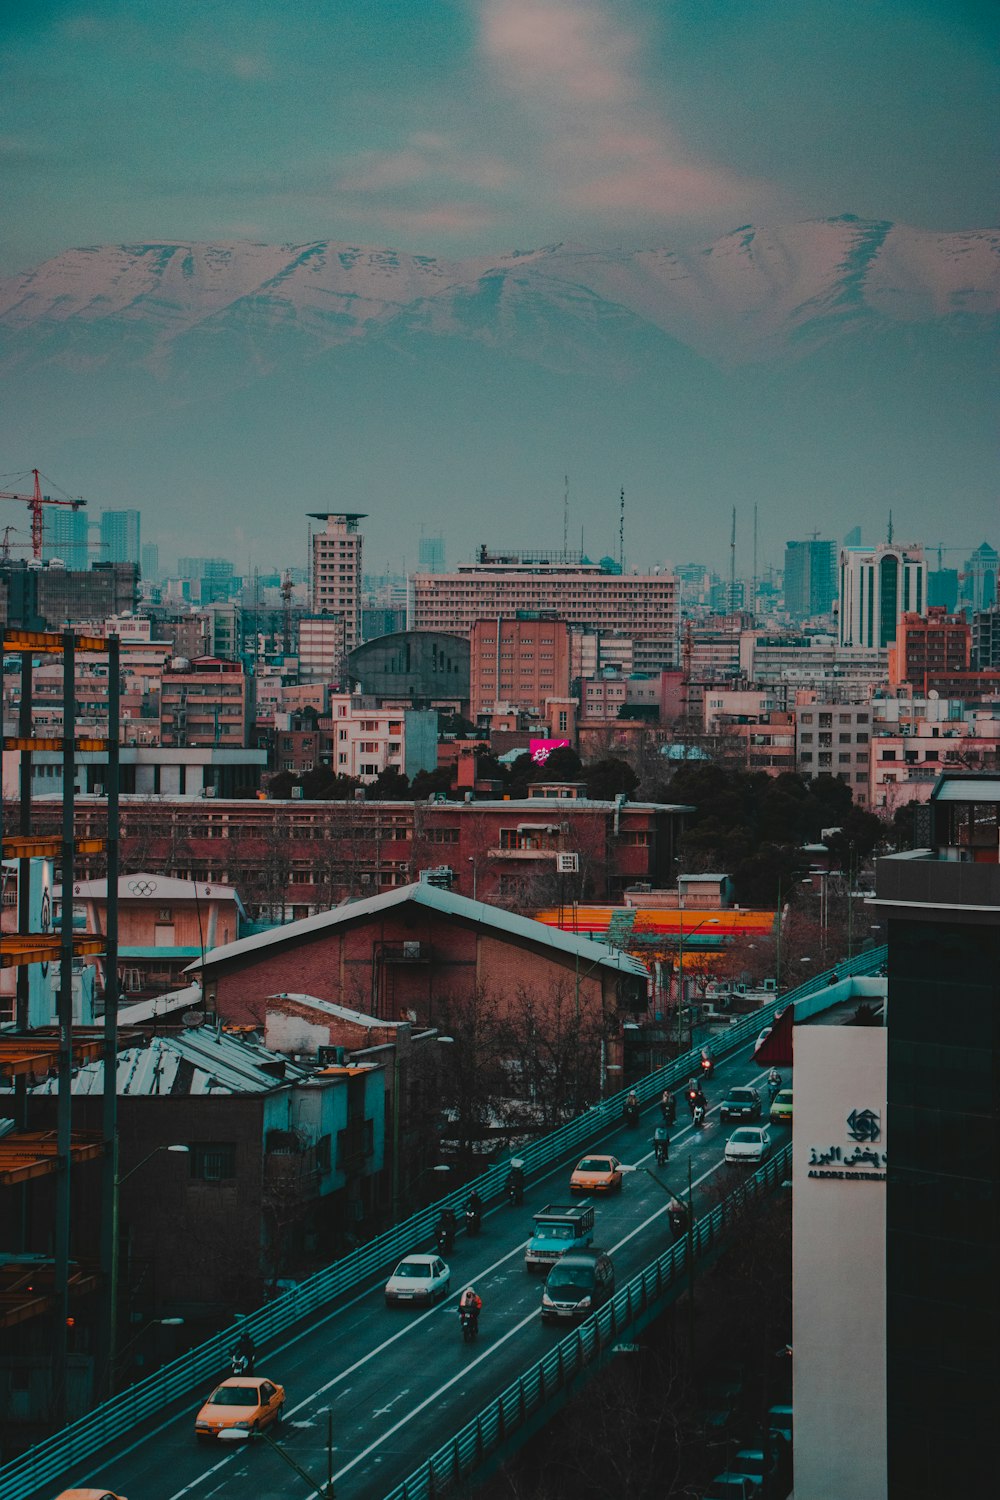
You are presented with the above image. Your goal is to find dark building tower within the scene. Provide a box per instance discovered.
[783,538,837,618]
[873,775,998,1499]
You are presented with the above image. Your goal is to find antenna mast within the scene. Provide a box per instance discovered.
[887,509,894,545]
[752,503,758,621]
[619,487,625,573]
[563,474,569,560]
[729,505,737,612]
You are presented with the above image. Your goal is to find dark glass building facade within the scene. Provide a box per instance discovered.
[875,778,999,1498]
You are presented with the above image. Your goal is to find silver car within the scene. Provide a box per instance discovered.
[384,1254,451,1306]
[724,1126,771,1164]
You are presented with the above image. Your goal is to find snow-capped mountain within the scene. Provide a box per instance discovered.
[1,217,997,376]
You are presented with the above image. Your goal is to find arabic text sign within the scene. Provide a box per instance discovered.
[529,738,570,765]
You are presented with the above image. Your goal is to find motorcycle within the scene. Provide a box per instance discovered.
[692,1103,706,1129]
[623,1098,640,1128]
[699,1052,714,1079]
[465,1204,482,1237]
[506,1161,525,1207]
[659,1093,676,1126]
[687,1088,706,1117]
[767,1070,782,1101]
[653,1130,669,1166]
[668,1205,689,1236]
[231,1349,254,1377]
[436,1210,456,1254]
[459,1305,479,1343]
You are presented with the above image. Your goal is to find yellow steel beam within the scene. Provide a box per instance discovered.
[1,834,105,859]
[2,629,107,653]
[0,934,106,968]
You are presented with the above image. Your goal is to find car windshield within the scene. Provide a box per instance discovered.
[209,1384,259,1405]
[393,1261,432,1278]
[578,1159,609,1172]
[543,1224,574,1240]
[735,1452,765,1476]
[776,1091,792,1104]
[731,1129,759,1144]
[547,1274,591,1298]
[730,1090,753,1101]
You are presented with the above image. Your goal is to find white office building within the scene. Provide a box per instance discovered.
[838,544,927,649]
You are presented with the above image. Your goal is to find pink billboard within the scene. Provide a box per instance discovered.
[529,738,570,766]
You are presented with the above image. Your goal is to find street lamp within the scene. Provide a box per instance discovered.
[675,917,720,1054]
[107,1145,188,1398]
[115,1316,184,1376]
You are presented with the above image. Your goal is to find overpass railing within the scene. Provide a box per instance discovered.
[382,1142,794,1500]
[0,949,882,1500]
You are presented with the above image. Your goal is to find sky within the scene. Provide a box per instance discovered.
[2,0,997,275]
[0,1,996,575]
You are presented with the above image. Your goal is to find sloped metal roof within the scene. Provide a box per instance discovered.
[187,883,649,982]
[24,1027,311,1097]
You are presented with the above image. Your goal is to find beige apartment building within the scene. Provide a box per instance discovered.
[309,512,364,652]
[412,555,678,673]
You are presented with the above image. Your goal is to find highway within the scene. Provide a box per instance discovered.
[30,1037,790,1500]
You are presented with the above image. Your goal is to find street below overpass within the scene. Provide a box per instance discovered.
[31,1037,790,1500]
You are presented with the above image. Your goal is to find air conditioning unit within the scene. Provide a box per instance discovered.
[556,852,580,873]
[763,978,777,991]
[402,941,421,960]
[317,1045,346,1067]
[291,786,304,799]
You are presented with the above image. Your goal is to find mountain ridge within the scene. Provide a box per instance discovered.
[2,216,997,374]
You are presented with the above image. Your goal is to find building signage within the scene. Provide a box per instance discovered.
[529,738,570,765]
[807,1107,886,1181]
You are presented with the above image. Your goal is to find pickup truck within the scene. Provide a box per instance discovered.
[525,1202,595,1273]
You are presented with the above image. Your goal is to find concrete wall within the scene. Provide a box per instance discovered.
[793,1023,887,1500]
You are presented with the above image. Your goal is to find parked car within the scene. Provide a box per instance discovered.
[384,1253,451,1306]
[701,1472,758,1500]
[720,1086,762,1123]
[540,1248,615,1323]
[569,1153,623,1193]
[194,1376,285,1441]
[769,1088,793,1124]
[699,1364,744,1431]
[725,1126,771,1164]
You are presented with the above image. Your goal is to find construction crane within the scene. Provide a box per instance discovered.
[0,525,32,562]
[0,468,87,559]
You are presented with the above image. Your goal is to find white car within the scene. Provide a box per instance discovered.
[384,1253,451,1306]
[725,1126,771,1164]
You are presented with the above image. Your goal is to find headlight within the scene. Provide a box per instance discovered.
[232,1420,252,1430]
[542,1293,554,1307]
[578,1296,592,1307]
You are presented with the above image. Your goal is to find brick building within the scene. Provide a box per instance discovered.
[469,616,570,721]
[888,607,970,693]
[26,792,688,919]
[189,883,649,1082]
[159,656,249,748]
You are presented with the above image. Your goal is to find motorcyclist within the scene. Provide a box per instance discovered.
[459,1285,482,1332]
[624,1089,640,1124]
[767,1067,782,1098]
[465,1190,482,1234]
[692,1102,706,1128]
[506,1161,525,1206]
[231,1329,256,1375]
[659,1088,676,1124]
[437,1207,456,1252]
[687,1082,706,1115]
[667,1195,689,1231]
[699,1048,714,1077]
[652,1125,669,1164]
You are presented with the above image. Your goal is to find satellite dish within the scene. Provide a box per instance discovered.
[182,1011,205,1028]
[927,689,939,700]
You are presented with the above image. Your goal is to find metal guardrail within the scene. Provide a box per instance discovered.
[0,949,883,1499]
[382,1142,794,1500]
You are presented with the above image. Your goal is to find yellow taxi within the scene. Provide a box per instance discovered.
[194,1375,285,1441]
[569,1153,623,1194]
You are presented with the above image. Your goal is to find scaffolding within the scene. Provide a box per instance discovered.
[0,627,120,1422]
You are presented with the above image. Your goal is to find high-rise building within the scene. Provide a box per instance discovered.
[873,776,998,1497]
[784,538,837,618]
[838,543,928,649]
[99,509,141,565]
[418,535,446,574]
[843,525,863,547]
[927,568,959,611]
[141,542,159,581]
[42,508,89,570]
[310,513,365,654]
[960,541,999,613]
[412,552,678,674]
[971,607,1000,670]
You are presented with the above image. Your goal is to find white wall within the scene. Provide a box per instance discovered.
[793,1023,887,1500]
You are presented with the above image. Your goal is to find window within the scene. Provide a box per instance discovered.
[839,753,851,764]
[189,1143,236,1181]
[800,733,813,744]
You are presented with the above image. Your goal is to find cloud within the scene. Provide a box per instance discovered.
[477,0,772,222]
[338,135,516,196]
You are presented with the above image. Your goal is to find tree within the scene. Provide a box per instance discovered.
[409,766,454,800]
[368,766,410,800]
[583,756,639,800]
